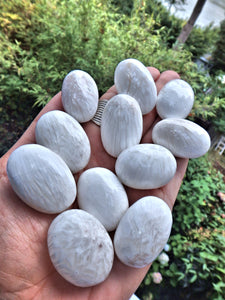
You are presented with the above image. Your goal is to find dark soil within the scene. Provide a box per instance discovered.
[0,108,40,157]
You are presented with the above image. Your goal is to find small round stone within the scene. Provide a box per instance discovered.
[100,94,143,157]
[78,167,129,231]
[35,110,91,173]
[7,144,76,213]
[152,118,211,158]
[62,70,99,123]
[114,196,172,268]
[114,58,157,115]
[115,144,177,189]
[48,209,114,287]
[156,79,194,119]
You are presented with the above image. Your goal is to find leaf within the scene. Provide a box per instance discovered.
[144,276,151,285]
[216,267,225,274]
[190,274,197,283]
[199,252,218,262]
[213,281,225,293]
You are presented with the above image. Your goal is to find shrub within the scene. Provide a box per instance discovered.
[212,19,225,72]
[137,155,225,300]
[0,0,193,133]
[186,68,225,134]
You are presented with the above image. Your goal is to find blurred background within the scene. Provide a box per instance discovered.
[0,1,225,299]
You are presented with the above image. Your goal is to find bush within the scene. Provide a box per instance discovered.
[186,68,225,134]
[137,155,225,300]
[0,0,197,156]
[0,0,194,104]
[212,19,225,72]
[185,24,219,59]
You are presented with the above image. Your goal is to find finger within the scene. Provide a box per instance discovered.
[142,70,180,142]
[125,156,189,208]
[141,115,160,144]
[100,85,117,101]
[162,157,189,210]
[146,66,161,81]
[156,70,180,94]
[96,67,161,137]
[144,157,189,210]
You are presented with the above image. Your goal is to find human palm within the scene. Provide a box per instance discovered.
[0,68,188,300]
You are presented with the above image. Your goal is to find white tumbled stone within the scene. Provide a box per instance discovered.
[7,144,76,213]
[114,58,157,114]
[100,94,143,157]
[115,144,177,189]
[156,79,194,119]
[152,118,211,158]
[48,209,114,287]
[62,70,99,123]
[78,167,129,231]
[114,196,172,268]
[35,110,91,173]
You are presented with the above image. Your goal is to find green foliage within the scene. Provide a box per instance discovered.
[0,0,195,143]
[186,68,225,133]
[0,0,200,156]
[0,0,219,118]
[1,1,225,298]
[138,156,225,300]
[212,19,225,72]
[0,0,187,105]
[185,24,219,59]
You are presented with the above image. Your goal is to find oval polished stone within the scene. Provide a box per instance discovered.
[114,196,172,268]
[35,110,91,173]
[7,144,76,213]
[114,58,157,115]
[48,209,114,287]
[152,118,211,158]
[156,79,194,119]
[100,94,143,157]
[115,144,177,189]
[62,70,99,123]
[78,167,129,231]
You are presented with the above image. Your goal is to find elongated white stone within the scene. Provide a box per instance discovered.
[114,58,157,114]
[100,94,143,157]
[48,209,114,287]
[156,79,194,119]
[114,196,172,268]
[62,70,99,123]
[35,110,91,173]
[115,144,177,189]
[78,167,129,231]
[7,144,76,213]
[152,118,211,158]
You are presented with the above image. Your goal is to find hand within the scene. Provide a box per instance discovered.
[0,68,188,300]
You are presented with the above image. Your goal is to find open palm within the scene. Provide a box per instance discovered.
[0,67,188,300]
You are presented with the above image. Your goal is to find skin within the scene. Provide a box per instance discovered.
[0,67,188,300]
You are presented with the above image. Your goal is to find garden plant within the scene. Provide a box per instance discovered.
[0,0,225,299]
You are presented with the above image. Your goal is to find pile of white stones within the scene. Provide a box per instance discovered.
[7,58,211,287]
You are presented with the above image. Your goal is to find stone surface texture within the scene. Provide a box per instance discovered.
[35,110,91,173]
[62,70,99,123]
[48,209,114,287]
[114,58,157,115]
[78,167,129,231]
[7,144,76,213]
[114,196,172,268]
[100,94,143,157]
[152,118,211,158]
[156,79,194,119]
[115,144,177,189]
